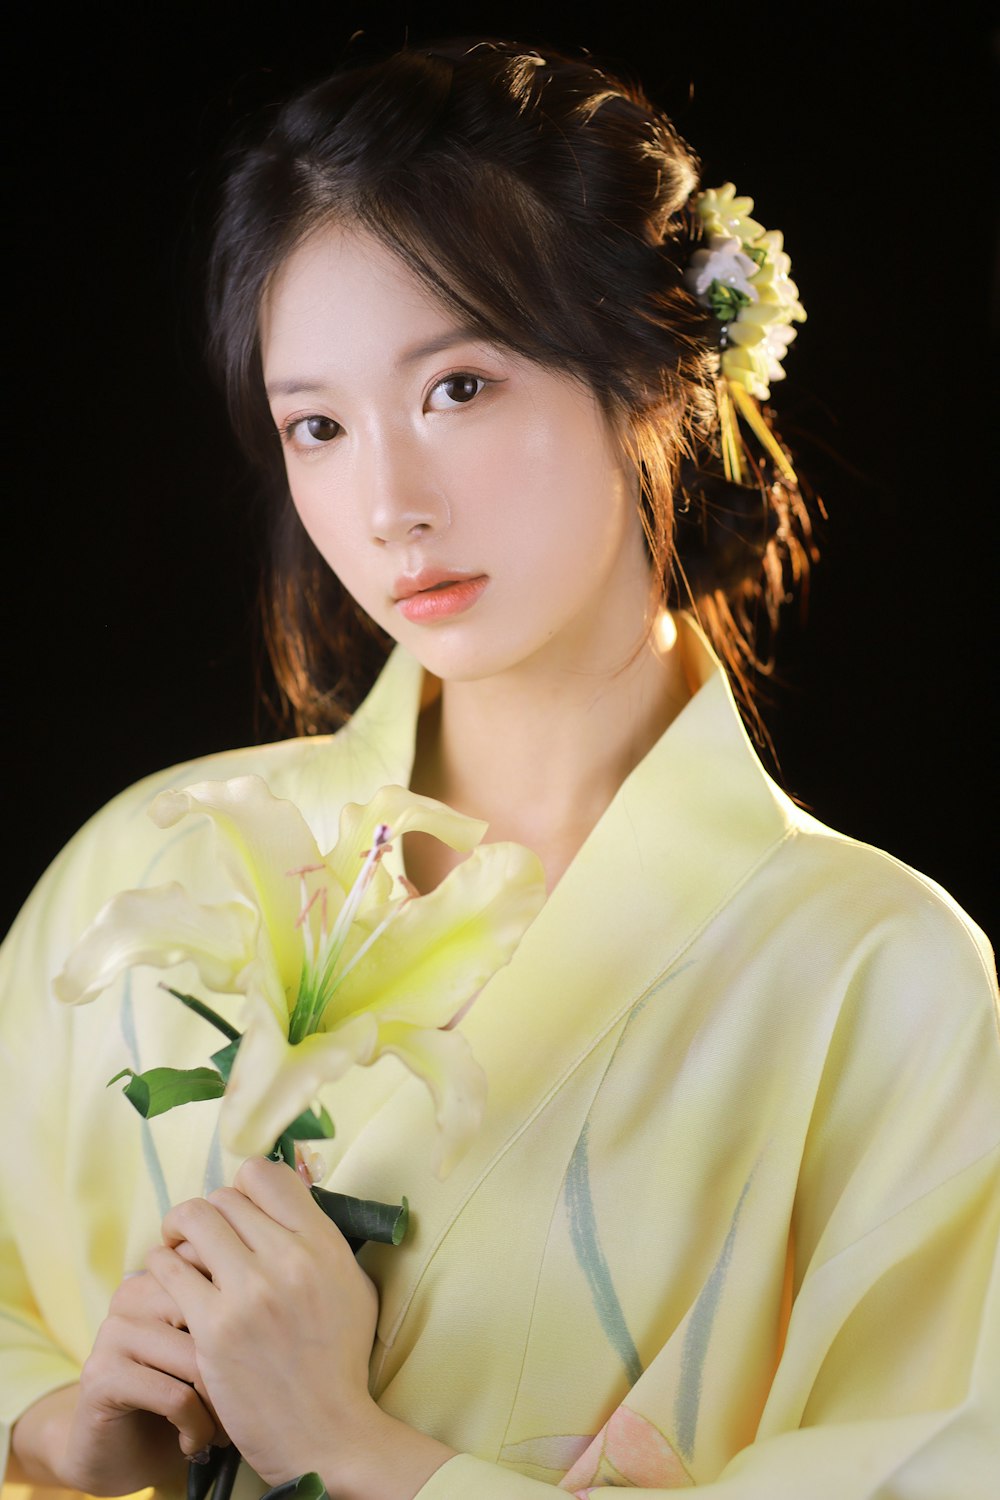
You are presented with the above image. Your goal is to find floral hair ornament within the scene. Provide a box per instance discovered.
[684,182,805,487]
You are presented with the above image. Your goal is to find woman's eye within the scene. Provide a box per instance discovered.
[283,414,341,448]
[427,374,486,410]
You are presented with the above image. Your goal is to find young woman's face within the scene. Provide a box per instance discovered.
[261,224,653,685]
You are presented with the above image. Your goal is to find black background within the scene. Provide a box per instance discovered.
[5,4,997,939]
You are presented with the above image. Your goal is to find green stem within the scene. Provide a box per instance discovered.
[165,988,241,1041]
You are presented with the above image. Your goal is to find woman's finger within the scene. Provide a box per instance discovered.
[199,1183,294,1256]
[145,1243,219,1330]
[159,1197,255,1285]
[80,1341,217,1458]
[109,1269,188,1328]
[231,1154,339,1236]
[173,1236,211,1276]
[96,1308,202,1388]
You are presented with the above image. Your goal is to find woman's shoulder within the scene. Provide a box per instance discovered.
[2,645,418,1009]
[769,813,1000,1265]
[770,798,997,1023]
[680,615,994,1000]
[2,729,348,988]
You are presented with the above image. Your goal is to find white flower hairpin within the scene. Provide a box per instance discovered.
[684,182,806,485]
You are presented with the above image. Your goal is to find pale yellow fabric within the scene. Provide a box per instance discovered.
[2,617,998,1499]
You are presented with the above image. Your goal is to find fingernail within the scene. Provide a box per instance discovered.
[190,1447,212,1465]
[295,1142,322,1184]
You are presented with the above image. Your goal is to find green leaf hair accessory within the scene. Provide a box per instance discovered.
[684,182,805,486]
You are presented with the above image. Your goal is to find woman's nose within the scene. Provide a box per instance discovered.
[364,433,450,546]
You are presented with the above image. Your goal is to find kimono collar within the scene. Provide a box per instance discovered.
[326,611,794,840]
[288,643,426,855]
[320,615,799,1347]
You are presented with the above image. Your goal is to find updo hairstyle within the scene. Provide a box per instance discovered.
[207,37,815,733]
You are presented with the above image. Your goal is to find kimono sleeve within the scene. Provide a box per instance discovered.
[415,893,1000,1499]
[0,781,168,1476]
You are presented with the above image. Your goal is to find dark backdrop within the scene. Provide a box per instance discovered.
[5,5,996,939]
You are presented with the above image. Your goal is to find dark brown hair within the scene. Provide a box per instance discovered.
[207,36,816,734]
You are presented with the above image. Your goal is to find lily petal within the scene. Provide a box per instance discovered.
[151,777,325,992]
[328,785,488,915]
[221,1004,380,1159]
[376,1022,488,1177]
[53,883,257,1007]
[329,841,546,1030]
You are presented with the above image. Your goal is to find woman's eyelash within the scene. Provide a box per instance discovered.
[278,371,490,450]
[429,372,487,408]
[279,414,341,448]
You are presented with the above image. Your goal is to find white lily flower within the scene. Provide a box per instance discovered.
[56,776,547,1177]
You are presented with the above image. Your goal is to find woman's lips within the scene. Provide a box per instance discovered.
[394,574,489,623]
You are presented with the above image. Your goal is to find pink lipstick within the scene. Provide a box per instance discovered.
[394,571,489,623]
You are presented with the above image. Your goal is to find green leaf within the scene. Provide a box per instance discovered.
[393,1194,410,1246]
[257,1474,330,1500]
[210,1035,242,1083]
[707,280,752,323]
[164,987,241,1041]
[293,1475,329,1500]
[269,1103,335,1173]
[107,1066,225,1119]
[287,1103,335,1140]
[310,1186,409,1247]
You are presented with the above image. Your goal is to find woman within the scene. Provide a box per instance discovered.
[4,38,998,1499]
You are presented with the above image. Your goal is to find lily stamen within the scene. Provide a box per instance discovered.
[295,885,324,930]
[290,824,397,1042]
[325,823,393,958]
[332,902,405,994]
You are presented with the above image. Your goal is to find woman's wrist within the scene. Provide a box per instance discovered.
[317,1398,456,1500]
[8,1379,188,1492]
[7,1383,77,1484]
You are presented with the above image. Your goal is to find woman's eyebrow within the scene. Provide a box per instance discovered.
[394,326,485,368]
[266,378,329,399]
[266,327,491,400]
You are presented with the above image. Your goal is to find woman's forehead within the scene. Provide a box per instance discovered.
[260,224,475,387]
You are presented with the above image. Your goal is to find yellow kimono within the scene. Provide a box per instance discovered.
[2,616,998,1499]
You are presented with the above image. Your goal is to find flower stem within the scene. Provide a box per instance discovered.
[164,987,241,1041]
[187,1441,241,1500]
[310,1187,409,1251]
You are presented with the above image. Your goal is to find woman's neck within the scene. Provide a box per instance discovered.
[406,614,691,893]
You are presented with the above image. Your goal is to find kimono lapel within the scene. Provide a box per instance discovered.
[324,617,796,1352]
[285,643,426,854]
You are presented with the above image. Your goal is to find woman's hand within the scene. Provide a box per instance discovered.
[146,1155,382,1485]
[10,1271,220,1490]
